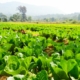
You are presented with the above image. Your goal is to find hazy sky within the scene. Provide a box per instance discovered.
[0,0,80,14]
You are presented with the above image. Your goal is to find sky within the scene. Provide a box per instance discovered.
[0,0,80,14]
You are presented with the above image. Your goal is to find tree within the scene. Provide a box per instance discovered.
[78,14,80,21]
[9,13,21,22]
[18,6,27,21]
[0,18,1,22]
[0,13,7,22]
[27,16,32,22]
[43,18,49,22]
[50,17,55,22]
[3,18,7,22]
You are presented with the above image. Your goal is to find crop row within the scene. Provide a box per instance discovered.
[0,23,80,80]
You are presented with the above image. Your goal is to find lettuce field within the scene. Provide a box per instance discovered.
[0,22,80,80]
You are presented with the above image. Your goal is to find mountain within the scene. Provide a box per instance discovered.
[0,1,63,16]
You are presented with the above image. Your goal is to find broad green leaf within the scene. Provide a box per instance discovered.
[36,70,48,80]
[50,65,69,80]
[67,59,77,72]
[75,53,80,62]
[63,50,74,60]
[68,59,79,79]
[4,56,23,75]
[21,57,32,70]
[0,59,6,74]
[59,59,68,74]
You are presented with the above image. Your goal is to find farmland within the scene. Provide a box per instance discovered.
[0,22,80,80]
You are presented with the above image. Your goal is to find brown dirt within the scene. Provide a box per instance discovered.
[63,38,69,45]
[0,76,8,80]
[20,30,26,34]
[44,45,54,56]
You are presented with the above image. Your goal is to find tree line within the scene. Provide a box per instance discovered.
[1,5,80,23]
[0,6,32,22]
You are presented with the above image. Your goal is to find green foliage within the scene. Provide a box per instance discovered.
[27,16,32,22]
[63,50,74,60]
[9,13,21,21]
[36,70,48,80]
[18,6,27,21]
[0,23,80,79]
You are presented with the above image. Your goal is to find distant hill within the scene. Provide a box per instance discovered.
[0,1,80,21]
[0,1,62,16]
[33,13,80,20]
